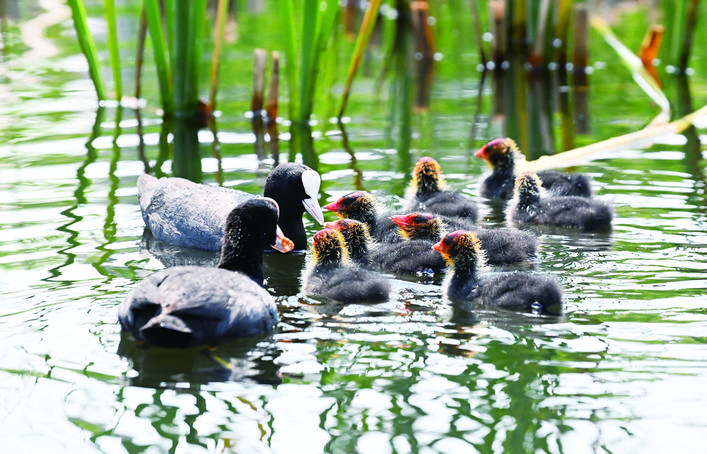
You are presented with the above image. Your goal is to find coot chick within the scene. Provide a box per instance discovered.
[404,157,479,222]
[326,217,445,275]
[324,191,400,243]
[118,198,293,348]
[138,162,324,251]
[393,212,537,266]
[433,231,562,314]
[302,228,391,303]
[508,173,612,231]
[475,138,592,199]
[324,219,371,267]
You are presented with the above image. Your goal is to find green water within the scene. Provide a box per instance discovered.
[2,1,707,453]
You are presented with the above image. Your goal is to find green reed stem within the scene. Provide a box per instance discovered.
[102,0,121,100]
[68,0,107,101]
[174,0,206,115]
[337,0,382,119]
[297,0,318,123]
[208,0,229,111]
[278,0,298,121]
[143,0,174,116]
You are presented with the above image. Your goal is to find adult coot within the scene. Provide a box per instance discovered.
[118,198,293,348]
[138,162,324,251]
[404,157,478,222]
[508,173,612,231]
[302,228,391,303]
[433,231,562,314]
[475,137,592,199]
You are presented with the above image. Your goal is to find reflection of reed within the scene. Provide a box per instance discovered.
[48,107,104,281]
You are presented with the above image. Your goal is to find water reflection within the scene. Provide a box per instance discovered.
[117,333,283,387]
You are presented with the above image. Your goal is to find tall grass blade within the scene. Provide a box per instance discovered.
[297,0,319,123]
[174,0,207,114]
[278,0,299,122]
[208,0,229,112]
[102,0,121,100]
[135,8,147,99]
[68,0,108,101]
[337,0,382,119]
[143,0,174,116]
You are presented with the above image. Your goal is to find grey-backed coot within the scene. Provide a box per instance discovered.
[475,138,592,199]
[118,198,293,348]
[138,162,324,251]
[433,231,562,314]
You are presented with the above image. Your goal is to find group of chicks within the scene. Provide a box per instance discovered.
[303,137,613,315]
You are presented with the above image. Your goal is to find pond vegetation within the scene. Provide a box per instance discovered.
[1,0,707,452]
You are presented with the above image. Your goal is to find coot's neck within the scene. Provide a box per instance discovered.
[342,231,369,266]
[490,149,517,180]
[410,221,442,241]
[218,222,265,286]
[516,181,541,210]
[349,203,377,233]
[447,257,480,299]
[313,251,344,274]
[415,173,442,196]
[276,202,308,251]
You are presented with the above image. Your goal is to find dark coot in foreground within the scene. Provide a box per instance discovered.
[119,198,293,348]
[302,228,391,303]
[508,173,613,231]
[324,191,400,243]
[138,162,324,251]
[433,231,563,314]
[475,137,592,199]
[404,156,478,222]
[393,212,537,266]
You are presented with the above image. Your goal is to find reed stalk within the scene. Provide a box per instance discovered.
[102,0,121,100]
[337,0,382,119]
[208,0,229,112]
[266,51,281,121]
[68,0,107,101]
[468,0,487,65]
[252,49,268,113]
[143,0,174,116]
[174,0,207,115]
[522,103,707,172]
[591,15,670,119]
[278,0,299,121]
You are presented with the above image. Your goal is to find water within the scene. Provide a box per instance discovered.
[2,2,707,453]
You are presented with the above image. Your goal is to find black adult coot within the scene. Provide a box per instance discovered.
[475,137,592,199]
[433,231,562,314]
[392,212,537,266]
[324,191,400,243]
[508,173,613,231]
[118,198,293,348]
[302,228,391,303]
[404,157,478,222]
[138,162,324,251]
